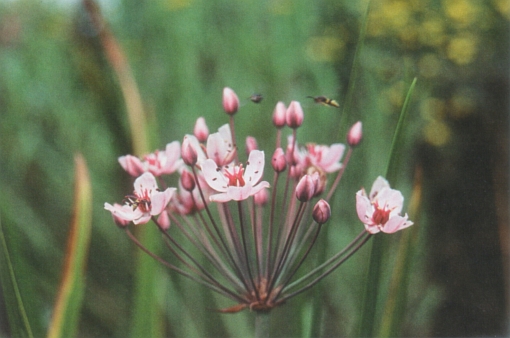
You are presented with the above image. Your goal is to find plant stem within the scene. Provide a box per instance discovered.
[255,311,270,338]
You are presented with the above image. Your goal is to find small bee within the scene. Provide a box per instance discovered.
[124,194,151,212]
[249,94,264,103]
[307,95,339,108]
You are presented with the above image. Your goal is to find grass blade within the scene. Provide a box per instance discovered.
[47,154,92,338]
[0,217,34,338]
[357,77,418,337]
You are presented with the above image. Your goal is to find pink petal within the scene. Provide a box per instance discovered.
[382,215,408,233]
[209,192,231,203]
[206,132,228,165]
[150,188,176,215]
[365,223,381,234]
[133,213,151,225]
[133,173,158,194]
[369,176,390,200]
[356,191,372,223]
[202,159,228,192]
[104,202,136,224]
[119,155,145,177]
[244,150,265,184]
[162,141,182,174]
[319,143,345,172]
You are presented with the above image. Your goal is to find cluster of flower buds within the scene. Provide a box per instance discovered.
[105,87,413,312]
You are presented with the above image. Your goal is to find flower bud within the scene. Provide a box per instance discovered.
[246,136,258,155]
[194,117,209,143]
[312,199,331,224]
[158,211,171,230]
[222,87,239,115]
[347,121,362,147]
[181,136,198,166]
[181,170,196,191]
[271,148,287,172]
[306,167,326,197]
[254,188,268,206]
[295,174,315,202]
[272,101,287,128]
[286,101,304,128]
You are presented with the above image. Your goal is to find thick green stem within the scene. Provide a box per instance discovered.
[255,311,270,338]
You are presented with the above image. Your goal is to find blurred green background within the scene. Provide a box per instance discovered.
[0,0,508,336]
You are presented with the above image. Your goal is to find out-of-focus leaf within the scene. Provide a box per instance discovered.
[0,217,34,338]
[47,154,92,338]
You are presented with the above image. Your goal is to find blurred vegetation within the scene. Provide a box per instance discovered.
[0,0,508,337]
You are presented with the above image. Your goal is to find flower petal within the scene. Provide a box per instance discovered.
[202,159,228,192]
[369,176,390,200]
[244,150,265,184]
[150,188,176,215]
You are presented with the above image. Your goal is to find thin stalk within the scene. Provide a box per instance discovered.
[279,233,372,302]
[254,311,270,338]
[285,230,369,291]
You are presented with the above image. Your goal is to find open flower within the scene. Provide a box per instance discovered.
[202,150,270,202]
[105,173,175,224]
[118,141,182,177]
[356,176,413,234]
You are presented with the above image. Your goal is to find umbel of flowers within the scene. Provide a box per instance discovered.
[105,87,413,312]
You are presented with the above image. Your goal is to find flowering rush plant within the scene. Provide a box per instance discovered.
[105,87,413,314]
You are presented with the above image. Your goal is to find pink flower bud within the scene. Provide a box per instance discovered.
[181,136,198,166]
[181,170,196,191]
[194,117,209,142]
[222,87,239,115]
[271,148,287,172]
[347,121,362,147]
[306,168,326,197]
[312,199,331,224]
[246,136,258,155]
[295,174,315,202]
[286,101,304,128]
[158,211,171,230]
[254,188,268,206]
[272,101,287,128]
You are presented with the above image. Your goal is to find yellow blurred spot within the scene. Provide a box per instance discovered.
[494,0,510,19]
[164,0,193,10]
[420,98,446,121]
[418,53,442,79]
[424,120,451,146]
[449,91,476,119]
[382,1,411,30]
[419,18,446,47]
[306,36,345,62]
[443,0,479,27]
[446,34,478,65]
[385,81,405,108]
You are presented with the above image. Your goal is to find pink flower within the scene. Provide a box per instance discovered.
[356,176,413,234]
[286,136,345,175]
[105,173,176,224]
[202,150,270,202]
[305,143,345,173]
[206,125,236,167]
[118,141,182,177]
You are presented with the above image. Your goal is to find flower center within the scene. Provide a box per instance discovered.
[224,164,245,187]
[372,202,391,225]
[125,189,152,213]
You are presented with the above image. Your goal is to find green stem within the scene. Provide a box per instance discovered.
[254,311,270,338]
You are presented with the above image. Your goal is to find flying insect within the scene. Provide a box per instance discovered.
[307,95,339,108]
[249,94,264,103]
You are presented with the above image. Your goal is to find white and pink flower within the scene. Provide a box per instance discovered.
[356,176,413,234]
[105,173,175,225]
[118,141,182,177]
[202,150,270,202]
